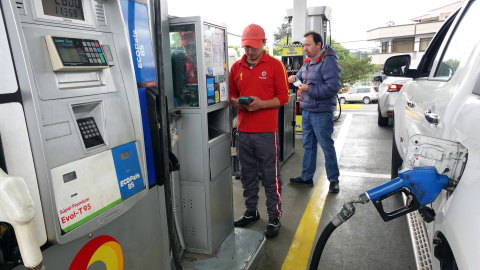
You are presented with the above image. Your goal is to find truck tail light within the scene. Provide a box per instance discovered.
[387,84,403,92]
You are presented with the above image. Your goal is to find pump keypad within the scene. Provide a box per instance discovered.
[77,117,104,148]
[51,36,108,67]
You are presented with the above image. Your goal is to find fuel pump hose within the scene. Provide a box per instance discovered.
[309,194,370,270]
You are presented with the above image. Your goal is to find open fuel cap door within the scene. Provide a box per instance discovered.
[404,135,467,182]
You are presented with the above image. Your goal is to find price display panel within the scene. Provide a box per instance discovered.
[42,0,85,20]
[45,35,109,71]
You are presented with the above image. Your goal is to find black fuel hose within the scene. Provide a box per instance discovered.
[309,202,361,270]
[309,221,337,270]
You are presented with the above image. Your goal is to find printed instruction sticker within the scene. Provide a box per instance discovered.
[220,82,227,102]
[413,155,437,167]
[112,142,145,200]
[51,150,123,232]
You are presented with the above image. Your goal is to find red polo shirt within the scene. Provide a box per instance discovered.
[229,51,289,133]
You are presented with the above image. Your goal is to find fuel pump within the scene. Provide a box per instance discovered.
[0,0,172,267]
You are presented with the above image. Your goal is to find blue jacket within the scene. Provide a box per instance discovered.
[296,44,341,113]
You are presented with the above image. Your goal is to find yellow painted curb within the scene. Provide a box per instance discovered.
[338,104,362,109]
[295,115,302,132]
[281,171,329,270]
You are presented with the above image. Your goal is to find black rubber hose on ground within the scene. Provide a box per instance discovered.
[309,222,338,270]
[308,201,361,269]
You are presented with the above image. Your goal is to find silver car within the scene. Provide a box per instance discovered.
[338,86,378,104]
[376,60,419,126]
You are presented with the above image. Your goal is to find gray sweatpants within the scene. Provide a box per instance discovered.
[236,132,282,219]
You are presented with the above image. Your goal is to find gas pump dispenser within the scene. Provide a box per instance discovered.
[0,0,171,267]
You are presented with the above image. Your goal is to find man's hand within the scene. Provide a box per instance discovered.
[298,83,309,93]
[288,75,297,83]
[244,96,264,112]
[230,98,247,110]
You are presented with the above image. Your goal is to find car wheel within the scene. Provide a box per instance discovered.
[363,97,371,104]
[340,97,346,104]
[391,127,403,179]
[378,104,389,126]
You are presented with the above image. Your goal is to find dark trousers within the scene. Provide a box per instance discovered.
[236,132,282,219]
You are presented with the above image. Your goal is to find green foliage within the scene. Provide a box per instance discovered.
[273,17,291,43]
[272,17,291,56]
[444,59,460,72]
[170,32,181,47]
[273,36,288,56]
[228,45,241,57]
[271,17,378,85]
[330,38,377,86]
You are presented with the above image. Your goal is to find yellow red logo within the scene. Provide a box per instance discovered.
[69,235,123,270]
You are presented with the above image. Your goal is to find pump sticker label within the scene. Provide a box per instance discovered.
[112,142,145,200]
[413,155,437,167]
[51,142,145,233]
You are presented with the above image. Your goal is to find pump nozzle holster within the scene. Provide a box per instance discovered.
[0,169,43,268]
[365,166,449,222]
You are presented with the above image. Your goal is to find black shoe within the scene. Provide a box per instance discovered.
[265,218,281,238]
[234,210,260,227]
[290,177,314,187]
[329,181,339,193]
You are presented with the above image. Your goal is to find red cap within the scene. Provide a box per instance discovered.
[179,31,195,47]
[241,24,265,48]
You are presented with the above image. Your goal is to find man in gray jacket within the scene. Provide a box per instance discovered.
[288,31,341,193]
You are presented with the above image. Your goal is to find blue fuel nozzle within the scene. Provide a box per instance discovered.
[365,166,449,222]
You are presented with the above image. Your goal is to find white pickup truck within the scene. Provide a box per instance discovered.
[386,0,480,269]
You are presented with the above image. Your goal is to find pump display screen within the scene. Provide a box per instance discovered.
[51,36,108,67]
[42,0,85,20]
[58,47,81,62]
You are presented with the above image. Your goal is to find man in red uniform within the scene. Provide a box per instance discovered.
[179,31,198,84]
[229,24,289,238]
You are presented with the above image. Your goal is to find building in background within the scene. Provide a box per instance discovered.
[367,2,461,68]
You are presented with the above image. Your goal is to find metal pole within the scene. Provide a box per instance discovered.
[292,0,307,43]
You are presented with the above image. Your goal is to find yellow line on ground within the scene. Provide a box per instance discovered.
[281,172,329,270]
[282,114,353,270]
[338,104,362,109]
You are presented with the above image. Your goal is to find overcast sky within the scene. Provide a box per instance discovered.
[167,0,460,53]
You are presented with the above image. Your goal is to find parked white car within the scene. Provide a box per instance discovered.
[376,60,420,126]
[338,86,378,104]
[388,0,480,269]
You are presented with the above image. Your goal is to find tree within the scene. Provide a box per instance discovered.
[272,17,291,56]
[330,38,377,87]
[273,36,288,56]
[273,16,291,44]
[170,32,181,47]
[352,50,370,59]
[228,45,240,57]
[444,59,460,72]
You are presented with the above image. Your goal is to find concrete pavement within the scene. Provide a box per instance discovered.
[232,111,416,270]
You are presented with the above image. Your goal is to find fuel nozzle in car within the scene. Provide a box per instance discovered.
[310,166,454,269]
[365,166,451,222]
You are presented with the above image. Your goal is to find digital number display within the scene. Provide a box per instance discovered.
[42,0,85,20]
[58,47,82,62]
